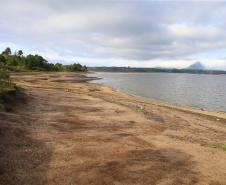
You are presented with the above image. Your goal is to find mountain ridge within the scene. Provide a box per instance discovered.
[183,62,206,70]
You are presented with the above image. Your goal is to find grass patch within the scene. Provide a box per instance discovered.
[221,144,226,151]
[211,145,226,151]
[211,145,218,149]
[133,106,138,111]
[119,102,125,106]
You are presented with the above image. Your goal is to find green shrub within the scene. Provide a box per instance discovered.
[0,69,14,92]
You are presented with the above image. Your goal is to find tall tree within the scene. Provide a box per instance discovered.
[18,50,23,56]
[2,47,11,55]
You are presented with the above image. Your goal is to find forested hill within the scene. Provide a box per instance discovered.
[0,47,87,72]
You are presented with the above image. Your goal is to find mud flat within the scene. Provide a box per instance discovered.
[0,72,226,184]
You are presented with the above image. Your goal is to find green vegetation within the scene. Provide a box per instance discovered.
[0,69,15,92]
[0,47,87,72]
[211,145,226,151]
[0,69,16,109]
[222,144,226,151]
[133,106,138,111]
[119,102,125,106]
[0,46,88,109]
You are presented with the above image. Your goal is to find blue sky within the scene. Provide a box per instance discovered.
[1,0,226,70]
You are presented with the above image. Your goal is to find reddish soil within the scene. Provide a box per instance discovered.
[0,72,226,184]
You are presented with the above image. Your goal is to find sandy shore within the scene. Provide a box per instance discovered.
[0,72,226,184]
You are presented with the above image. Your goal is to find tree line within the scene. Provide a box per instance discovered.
[0,47,87,72]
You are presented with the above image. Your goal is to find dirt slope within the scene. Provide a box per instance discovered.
[0,72,226,184]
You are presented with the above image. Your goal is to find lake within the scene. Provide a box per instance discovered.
[86,72,226,113]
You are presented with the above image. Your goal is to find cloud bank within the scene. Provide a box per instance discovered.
[1,0,226,69]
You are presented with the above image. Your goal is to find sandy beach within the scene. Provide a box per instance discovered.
[1,72,226,184]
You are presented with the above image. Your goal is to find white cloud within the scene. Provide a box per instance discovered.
[1,0,226,69]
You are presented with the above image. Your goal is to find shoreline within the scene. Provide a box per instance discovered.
[87,73,226,120]
[10,71,226,120]
[88,70,226,75]
[1,71,226,184]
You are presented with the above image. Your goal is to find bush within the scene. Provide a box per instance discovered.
[0,69,10,82]
[0,69,14,92]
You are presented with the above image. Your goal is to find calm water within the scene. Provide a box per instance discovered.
[86,73,226,113]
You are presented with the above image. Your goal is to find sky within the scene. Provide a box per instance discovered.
[1,0,226,70]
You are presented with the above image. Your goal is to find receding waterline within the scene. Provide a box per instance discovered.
[86,72,226,113]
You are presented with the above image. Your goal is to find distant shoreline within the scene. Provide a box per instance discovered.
[88,66,226,74]
[88,70,226,75]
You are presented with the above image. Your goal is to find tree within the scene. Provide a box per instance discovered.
[26,60,33,70]
[34,55,44,68]
[81,65,87,72]
[25,54,35,70]
[2,47,11,55]
[70,63,79,72]
[0,55,6,64]
[18,50,23,56]
[6,56,18,66]
[20,56,26,66]
[55,63,62,71]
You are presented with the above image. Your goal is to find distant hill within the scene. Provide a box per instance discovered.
[183,62,206,71]
[88,64,226,74]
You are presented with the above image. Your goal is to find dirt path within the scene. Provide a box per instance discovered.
[0,72,226,184]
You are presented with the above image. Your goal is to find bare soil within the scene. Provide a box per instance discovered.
[0,72,226,185]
